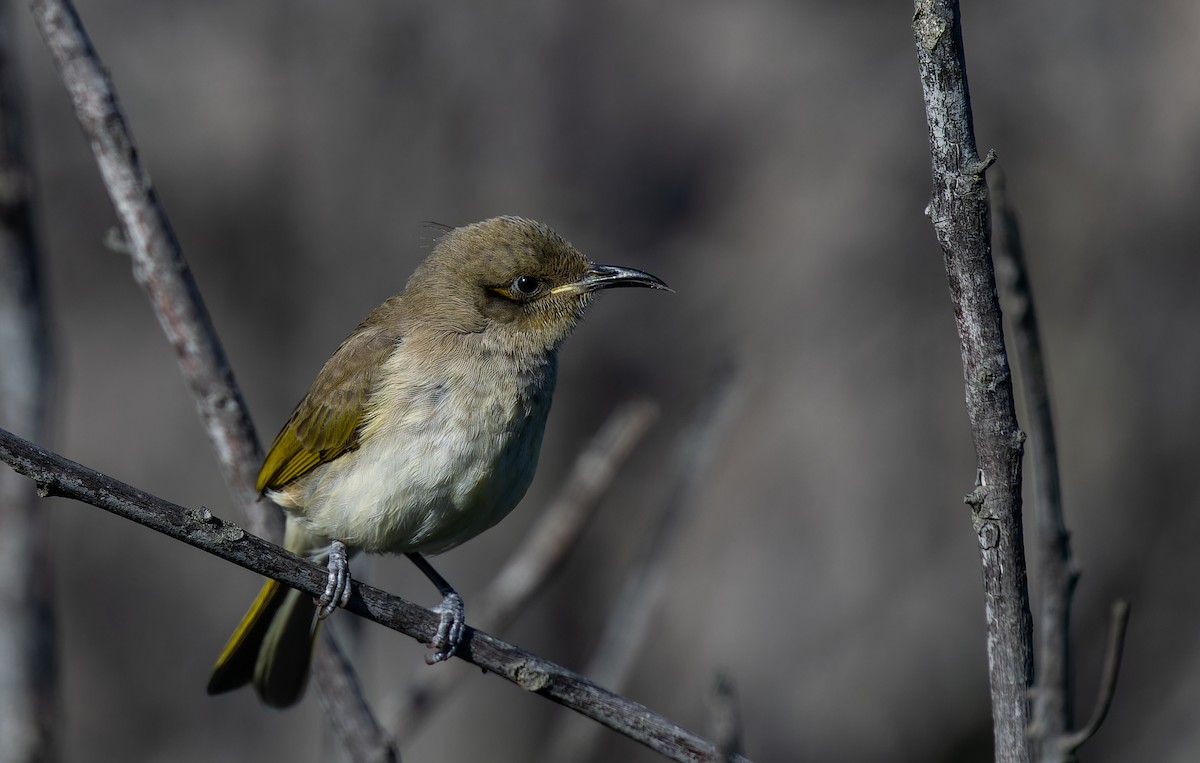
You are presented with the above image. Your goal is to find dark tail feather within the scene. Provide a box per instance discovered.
[207,578,320,708]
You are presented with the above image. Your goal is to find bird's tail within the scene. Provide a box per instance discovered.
[206,519,326,708]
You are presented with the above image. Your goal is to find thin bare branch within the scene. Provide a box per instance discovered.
[706,672,743,762]
[992,174,1081,762]
[391,397,659,742]
[29,0,269,531]
[475,397,660,630]
[544,365,745,762]
[29,0,269,534]
[314,622,400,763]
[1060,600,1131,754]
[0,0,56,756]
[0,429,755,763]
[26,0,390,757]
[912,2,1034,761]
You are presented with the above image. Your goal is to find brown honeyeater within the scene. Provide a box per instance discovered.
[206,216,669,707]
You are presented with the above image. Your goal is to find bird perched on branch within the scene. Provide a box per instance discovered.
[207,216,669,707]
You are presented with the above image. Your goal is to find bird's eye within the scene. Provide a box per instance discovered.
[512,275,541,295]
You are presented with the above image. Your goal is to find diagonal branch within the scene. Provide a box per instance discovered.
[312,621,399,763]
[26,0,390,756]
[543,365,745,762]
[471,398,660,633]
[912,2,1034,761]
[28,0,268,536]
[391,397,659,742]
[0,427,754,763]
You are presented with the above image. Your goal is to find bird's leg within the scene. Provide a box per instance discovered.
[405,552,465,664]
[316,539,352,619]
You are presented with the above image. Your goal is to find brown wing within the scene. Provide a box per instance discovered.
[257,320,400,493]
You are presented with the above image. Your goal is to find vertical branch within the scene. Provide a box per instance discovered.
[0,0,56,758]
[995,177,1131,760]
[27,1,394,757]
[992,176,1077,760]
[912,3,1034,761]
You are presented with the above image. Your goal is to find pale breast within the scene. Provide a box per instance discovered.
[277,338,558,555]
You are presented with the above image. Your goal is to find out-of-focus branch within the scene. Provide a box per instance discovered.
[706,672,743,763]
[912,3,1033,761]
[391,397,659,742]
[314,622,398,763]
[993,177,1130,761]
[543,366,745,762]
[28,0,269,536]
[993,176,1072,759]
[0,0,56,757]
[26,0,391,756]
[473,398,660,632]
[1060,600,1130,754]
[0,429,755,763]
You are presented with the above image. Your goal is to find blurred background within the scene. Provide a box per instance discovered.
[6,0,1198,760]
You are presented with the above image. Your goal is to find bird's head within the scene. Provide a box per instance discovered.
[405,216,670,354]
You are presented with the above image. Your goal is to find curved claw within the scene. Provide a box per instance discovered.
[426,591,465,664]
[316,540,351,620]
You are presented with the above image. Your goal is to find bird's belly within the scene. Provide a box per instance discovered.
[279,376,551,555]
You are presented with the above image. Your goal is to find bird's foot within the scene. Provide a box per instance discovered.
[316,540,352,619]
[426,591,465,664]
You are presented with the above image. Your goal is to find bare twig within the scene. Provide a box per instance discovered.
[995,173,1131,760]
[26,0,391,756]
[912,2,1034,761]
[0,0,56,756]
[0,428,754,763]
[1060,600,1130,754]
[992,175,1079,761]
[544,366,745,762]
[474,398,660,630]
[391,397,659,742]
[706,672,743,762]
[28,0,269,535]
[314,622,399,763]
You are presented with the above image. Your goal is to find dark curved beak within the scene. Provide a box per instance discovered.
[566,264,672,294]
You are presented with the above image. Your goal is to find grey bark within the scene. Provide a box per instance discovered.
[27,0,393,758]
[0,0,56,757]
[0,428,754,763]
[912,2,1034,761]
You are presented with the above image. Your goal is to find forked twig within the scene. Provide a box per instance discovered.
[27,0,391,756]
[994,175,1130,760]
[28,0,268,534]
[1060,600,1131,754]
[0,427,754,763]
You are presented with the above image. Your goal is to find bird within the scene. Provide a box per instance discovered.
[206,216,669,707]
